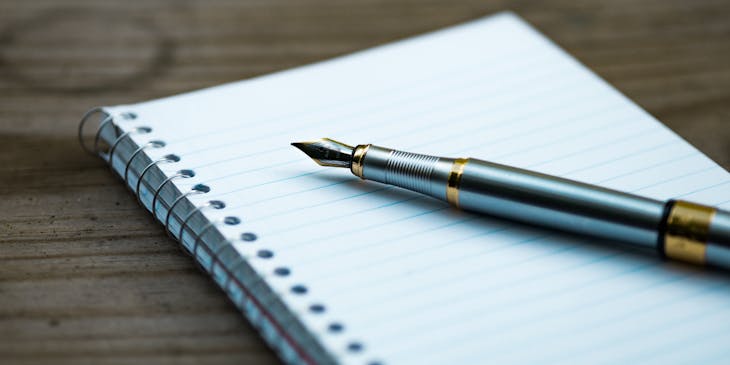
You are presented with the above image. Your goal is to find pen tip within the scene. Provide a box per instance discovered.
[291,138,354,168]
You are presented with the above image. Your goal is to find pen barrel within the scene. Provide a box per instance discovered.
[353,145,730,270]
[456,159,665,249]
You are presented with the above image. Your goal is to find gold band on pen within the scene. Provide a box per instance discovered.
[351,144,370,179]
[446,158,469,207]
[664,200,716,265]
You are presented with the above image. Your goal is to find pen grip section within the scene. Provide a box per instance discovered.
[358,145,454,201]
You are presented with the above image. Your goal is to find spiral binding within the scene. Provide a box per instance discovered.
[164,184,212,239]
[79,107,372,365]
[191,221,220,259]
[151,169,195,219]
[124,140,166,187]
[135,154,180,209]
[78,107,112,156]
[107,126,152,170]
[176,199,225,252]
[208,236,233,273]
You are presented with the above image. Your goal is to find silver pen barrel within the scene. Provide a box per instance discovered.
[351,144,730,270]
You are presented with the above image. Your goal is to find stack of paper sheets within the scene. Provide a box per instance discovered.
[99,12,730,365]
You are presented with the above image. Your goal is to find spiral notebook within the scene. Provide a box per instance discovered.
[80,12,730,365]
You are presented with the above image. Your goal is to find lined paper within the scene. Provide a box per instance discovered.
[109,12,730,365]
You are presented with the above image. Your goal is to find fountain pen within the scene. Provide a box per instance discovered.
[292,138,730,270]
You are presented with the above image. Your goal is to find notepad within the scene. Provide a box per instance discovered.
[84,12,730,365]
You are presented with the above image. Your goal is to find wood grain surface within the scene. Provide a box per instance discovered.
[1,1,728,364]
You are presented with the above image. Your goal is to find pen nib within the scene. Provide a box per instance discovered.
[291,138,354,168]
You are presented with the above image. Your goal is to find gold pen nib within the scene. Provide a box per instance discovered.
[291,138,354,168]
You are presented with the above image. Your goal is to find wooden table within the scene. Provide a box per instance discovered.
[1,1,728,364]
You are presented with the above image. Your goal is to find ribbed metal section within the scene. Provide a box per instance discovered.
[384,150,439,196]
